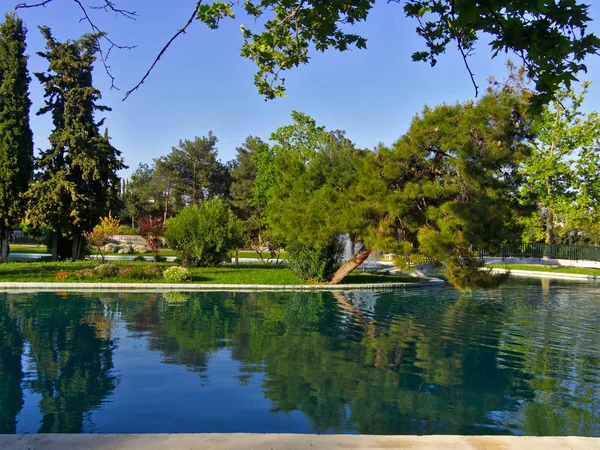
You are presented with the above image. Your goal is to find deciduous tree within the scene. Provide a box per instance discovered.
[519,82,600,244]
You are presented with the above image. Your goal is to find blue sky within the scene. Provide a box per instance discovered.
[5,0,600,177]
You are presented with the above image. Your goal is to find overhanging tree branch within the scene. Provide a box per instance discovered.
[13,0,54,9]
[123,0,204,101]
[72,0,135,90]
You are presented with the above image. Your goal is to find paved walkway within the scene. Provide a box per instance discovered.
[1,434,599,449]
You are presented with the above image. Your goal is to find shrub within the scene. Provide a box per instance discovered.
[139,217,164,263]
[95,264,120,278]
[73,268,96,279]
[119,265,162,280]
[164,199,243,267]
[286,235,343,282]
[84,215,123,262]
[55,270,70,280]
[163,266,192,282]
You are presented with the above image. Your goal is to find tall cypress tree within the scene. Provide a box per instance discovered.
[0,14,34,262]
[27,27,125,260]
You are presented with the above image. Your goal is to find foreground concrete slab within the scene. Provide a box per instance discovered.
[1,434,599,450]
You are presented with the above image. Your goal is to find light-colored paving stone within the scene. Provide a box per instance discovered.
[1,434,599,450]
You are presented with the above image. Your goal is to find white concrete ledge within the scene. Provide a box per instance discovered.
[0,278,444,293]
[490,268,599,281]
[1,434,598,450]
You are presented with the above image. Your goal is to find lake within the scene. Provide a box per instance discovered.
[0,278,598,435]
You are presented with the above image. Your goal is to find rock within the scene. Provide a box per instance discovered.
[103,243,120,253]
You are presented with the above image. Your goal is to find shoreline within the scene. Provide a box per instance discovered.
[0,278,444,293]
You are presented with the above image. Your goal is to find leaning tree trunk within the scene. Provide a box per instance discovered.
[329,246,372,285]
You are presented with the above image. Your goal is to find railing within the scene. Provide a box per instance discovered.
[483,243,600,262]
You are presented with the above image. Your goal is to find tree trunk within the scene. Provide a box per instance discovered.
[71,234,81,261]
[52,231,59,261]
[131,216,135,229]
[329,246,372,285]
[0,231,8,263]
[235,249,239,265]
[546,209,554,244]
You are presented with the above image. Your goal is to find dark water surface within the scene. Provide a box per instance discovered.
[0,279,599,435]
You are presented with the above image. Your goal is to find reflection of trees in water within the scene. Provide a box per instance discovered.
[497,281,600,436]
[7,293,118,433]
[0,295,23,433]
[130,289,536,434]
[1,283,597,436]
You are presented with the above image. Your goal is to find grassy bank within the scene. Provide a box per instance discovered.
[488,264,600,276]
[0,260,419,285]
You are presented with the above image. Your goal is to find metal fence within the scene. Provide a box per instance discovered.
[484,243,600,262]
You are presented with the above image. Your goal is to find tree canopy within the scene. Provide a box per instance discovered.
[265,78,532,285]
[11,0,600,106]
[26,26,125,260]
[0,14,33,262]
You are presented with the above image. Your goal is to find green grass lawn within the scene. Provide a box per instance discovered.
[488,264,600,276]
[0,260,421,285]
[9,244,48,254]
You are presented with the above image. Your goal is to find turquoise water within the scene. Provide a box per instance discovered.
[0,279,598,435]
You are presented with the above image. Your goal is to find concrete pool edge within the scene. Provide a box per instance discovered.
[0,278,444,292]
[1,434,599,449]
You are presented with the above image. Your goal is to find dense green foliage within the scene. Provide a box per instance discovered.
[264,81,532,285]
[121,133,232,225]
[191,0,599,106]
[164,199,243,267]
[286,235,344,282]
[26,27,125,261]
[229,136,265,245]
[163,266,192,282]
[519,82,600,245]
[0,14,33,262]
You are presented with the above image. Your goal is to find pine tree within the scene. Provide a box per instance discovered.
[0,14,34,262]
[26,27,126,260]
